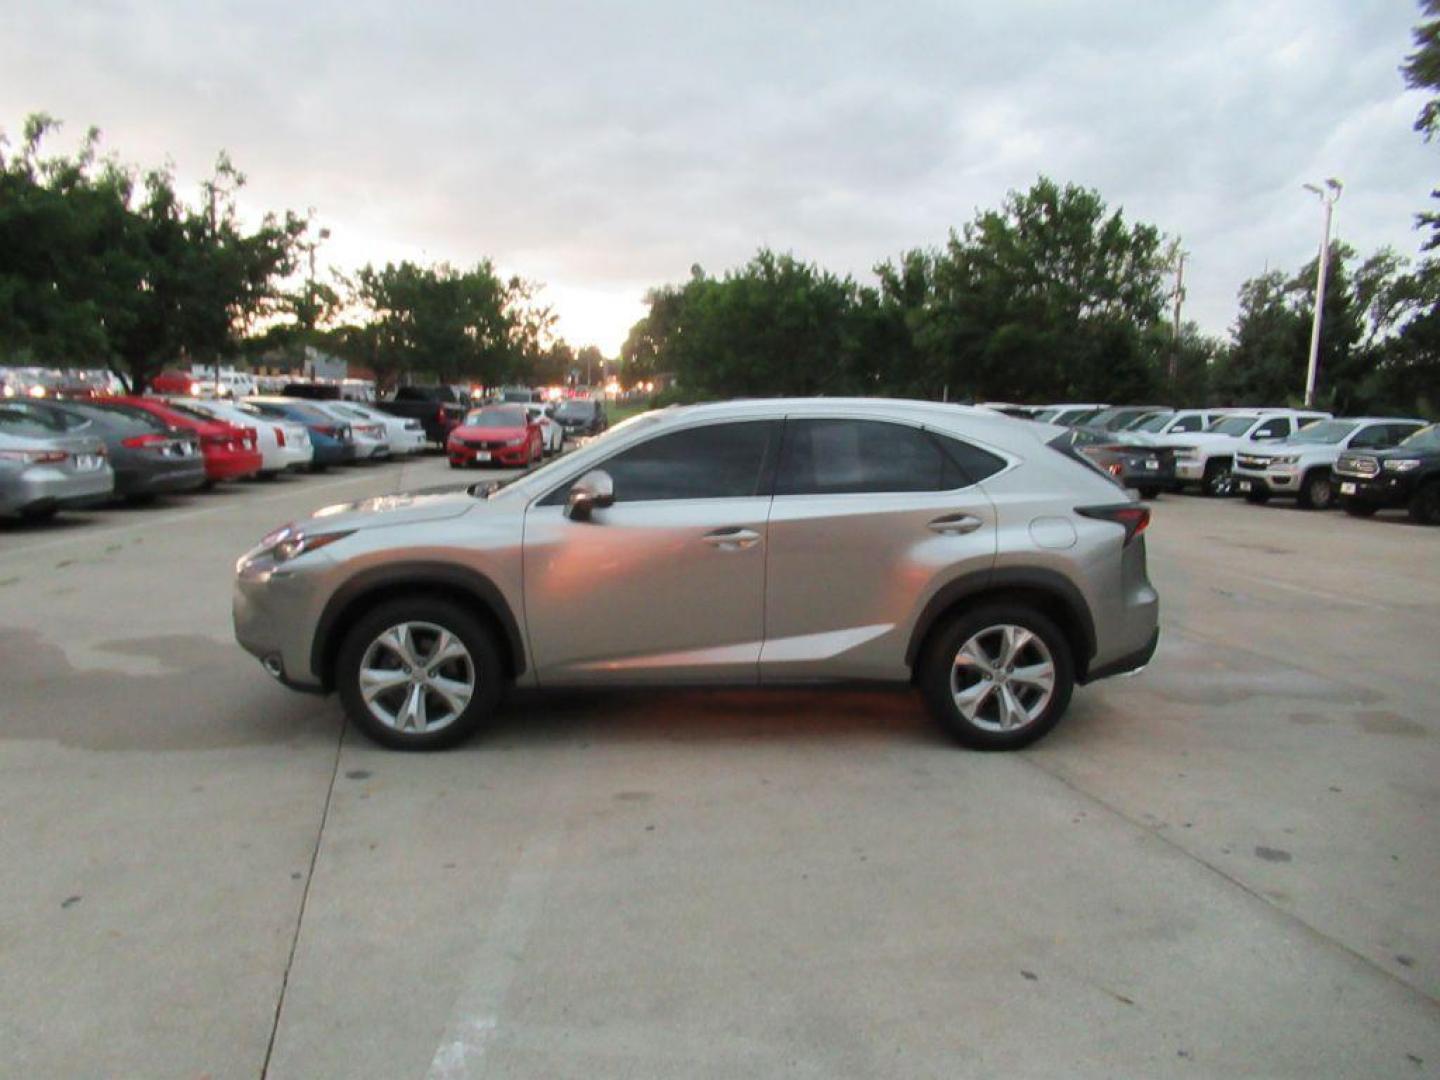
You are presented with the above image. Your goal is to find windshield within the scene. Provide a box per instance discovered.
[1132,413,1173,432]
[1286,420,1356,445]
[0,406,67,437]
[1209,415,1258,436]
[1399,424,1440,451]
[465,407,527,428]
[555,400,596,418]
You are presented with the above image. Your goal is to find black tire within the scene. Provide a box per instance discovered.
[1202,458,1234,497]
[448,460,463,470]
[1408,481,1440,525]
[919,603,1075,750]
[336,598,505,751]
[1297,469,1333,510]
[19,504,58,522]
[124,492,158,506]
[1342,499,1378,518]
[1243,488,1270,505]
[1136,486,1161,500]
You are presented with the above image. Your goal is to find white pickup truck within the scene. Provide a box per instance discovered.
[1231,417,1426,509]
[1159,410,1330,496]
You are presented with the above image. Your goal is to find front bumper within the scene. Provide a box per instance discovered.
[1233,464,1300,496]
[449,443,531,466]
[1174,459,1204,481]
[233,558,329,691]
[1335,473,1410,507]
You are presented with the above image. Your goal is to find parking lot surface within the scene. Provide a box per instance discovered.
[2,459,1438,1078]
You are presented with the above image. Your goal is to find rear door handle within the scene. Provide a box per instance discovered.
[928,513,984,535]
[702,527,761,550]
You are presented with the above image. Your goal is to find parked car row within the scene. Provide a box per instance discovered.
[1026,401,1439,524]
[0,392,430,523]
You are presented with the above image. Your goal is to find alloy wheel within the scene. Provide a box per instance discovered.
[357,621,476,734]
[950,624,1056,733]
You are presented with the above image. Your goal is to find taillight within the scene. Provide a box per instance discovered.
[0,449,67,464]
[274,426,286,447]
[122,434,168,449]
[200,433,228,449]
[1106,462,1124,478]
[1076,504,1151,546]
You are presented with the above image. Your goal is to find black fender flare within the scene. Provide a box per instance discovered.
[311,561,526,687]
[904,567,1098,676]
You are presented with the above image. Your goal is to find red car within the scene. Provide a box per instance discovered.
[98,396,263,482]
[447,405,545,468]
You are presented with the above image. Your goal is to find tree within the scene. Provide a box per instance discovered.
[342,260,550,390]
[0,114,304,390]
[880,177,1170,403]
[657,251,864,399]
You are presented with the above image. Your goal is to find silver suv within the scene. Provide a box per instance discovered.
[234,400,1159,750]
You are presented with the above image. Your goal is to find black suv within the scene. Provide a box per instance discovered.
[1335,423,1440,524]
[553,397,608,437]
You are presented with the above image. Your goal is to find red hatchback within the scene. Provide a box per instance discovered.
[99,397,263,482]
[447,405,545,468]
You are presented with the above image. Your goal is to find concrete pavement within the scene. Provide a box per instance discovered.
[1,458,1436,1077]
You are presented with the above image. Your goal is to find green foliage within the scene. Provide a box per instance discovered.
[337,260,551,391]
[0,115,304,390]
[624,177,1174,405]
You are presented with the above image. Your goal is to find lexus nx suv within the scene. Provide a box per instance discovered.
[234,400,1160,750]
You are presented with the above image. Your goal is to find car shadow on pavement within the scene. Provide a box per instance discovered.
[481,686,950,749]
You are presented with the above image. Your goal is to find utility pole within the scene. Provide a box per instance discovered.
[1302,179,1342,408]
[1169,249,1188,387]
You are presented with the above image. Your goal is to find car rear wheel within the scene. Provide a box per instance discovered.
[1136,485,1161,500]
[1244,488,1270,504]
[336,599,504,750]
[1408,481,1440,525]
[1298,469,1333,510]
[920,605,1074,750]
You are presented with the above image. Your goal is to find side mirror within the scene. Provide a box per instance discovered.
[565,469,615,522]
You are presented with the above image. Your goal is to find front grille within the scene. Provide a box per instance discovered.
[464,438,507,450]
[1235,453,1271,469]
[1336,453,1379,478]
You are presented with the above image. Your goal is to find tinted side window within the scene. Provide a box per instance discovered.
[777,419,953,495]
[1349,425,1387,449]
[552,421,777,504]
[934,433,1006,485]
[1172,414,1204,433]
[1253,418,1290,439]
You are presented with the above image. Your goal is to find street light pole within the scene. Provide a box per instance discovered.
[1169,248,1188,387]
[1301,179,1342,408]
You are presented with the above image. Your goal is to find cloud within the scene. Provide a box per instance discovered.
[0,0,1432,352]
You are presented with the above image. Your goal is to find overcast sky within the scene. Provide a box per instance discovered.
[2,0,1434,354]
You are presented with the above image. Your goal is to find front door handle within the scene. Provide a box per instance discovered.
[702,527,761,550]
[928,513,984,535]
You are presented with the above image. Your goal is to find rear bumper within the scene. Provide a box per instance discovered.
[1084,626,1160,683]
[204,450,263,480]
[117,460,208,495]
[1,464,115,513]
[311,442,357,466]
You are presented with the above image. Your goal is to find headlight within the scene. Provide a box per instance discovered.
[1384,458,1423,472]
[1271,455,1299,465]
[252,524,354,564]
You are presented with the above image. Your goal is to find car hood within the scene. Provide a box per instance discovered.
[1350,445,1440,462]
[302,489,478,532]
[453,425,527,440]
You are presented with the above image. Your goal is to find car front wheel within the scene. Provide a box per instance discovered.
[1202,459,1234,497]
[1342,499,1377,518]
[336,599,504,750]
[920,605,1074,750]
[1298,470,1333,510]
